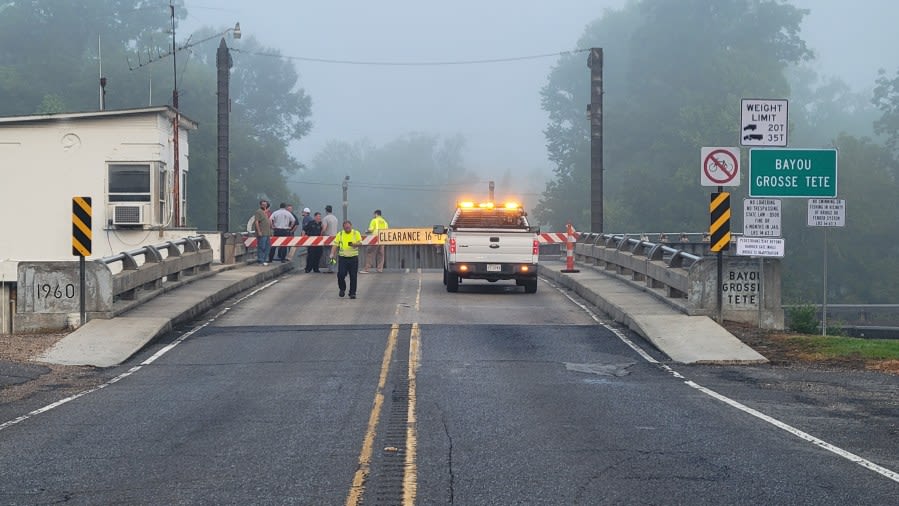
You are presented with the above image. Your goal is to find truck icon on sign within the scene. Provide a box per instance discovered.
[743,124,757,131]
[743,134,763,141]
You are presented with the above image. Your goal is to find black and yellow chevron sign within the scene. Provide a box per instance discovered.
[72,196,92,257]
[709,192,730,253]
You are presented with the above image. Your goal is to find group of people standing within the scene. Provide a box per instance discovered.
[251,201,389,299]
[251,200,339,272]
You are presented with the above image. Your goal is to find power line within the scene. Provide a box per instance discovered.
[231,48,590,67]
[285,179,540,195]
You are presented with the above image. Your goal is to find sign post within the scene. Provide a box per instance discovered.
[72,196,92,326]
[710,192,731,322]
[807,198,847,337]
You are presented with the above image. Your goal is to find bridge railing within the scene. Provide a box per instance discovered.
[567,232,784,329]
[99,235,213,303]
[14,235,214,332]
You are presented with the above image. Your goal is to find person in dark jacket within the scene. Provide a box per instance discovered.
[303,212,324,273]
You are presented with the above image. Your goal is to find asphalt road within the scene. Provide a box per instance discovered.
[0,270,896,504]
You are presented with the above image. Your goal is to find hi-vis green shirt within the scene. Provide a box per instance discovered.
[335,229,362,257]
[368,216,389,233]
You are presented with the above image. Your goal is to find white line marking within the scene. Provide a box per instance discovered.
[0,279,280,433]
[546,277,899,484]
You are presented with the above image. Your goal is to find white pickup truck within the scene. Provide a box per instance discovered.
[432,202,540,293]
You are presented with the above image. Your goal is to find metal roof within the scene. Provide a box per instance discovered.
[0,106,198,130]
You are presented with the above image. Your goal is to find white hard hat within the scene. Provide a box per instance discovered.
[303,207,311,213]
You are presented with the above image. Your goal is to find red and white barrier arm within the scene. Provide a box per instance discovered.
[243,235,379,248]
[537,232,580,244]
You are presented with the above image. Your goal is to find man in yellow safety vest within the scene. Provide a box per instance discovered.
[329,220,362,299]
[361,209,389,273]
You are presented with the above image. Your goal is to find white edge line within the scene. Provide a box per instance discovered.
[0,279,280,433]
[546,277,899,484]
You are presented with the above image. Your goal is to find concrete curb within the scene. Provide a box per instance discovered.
[37,262,295,367]
[541,262,768,365]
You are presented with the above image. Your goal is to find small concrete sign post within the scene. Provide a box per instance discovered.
[741,98,788,147]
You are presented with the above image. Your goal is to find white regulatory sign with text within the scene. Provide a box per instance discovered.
[807,199,846,227]
[743,198,781,237]
[736,237,785,258]
[741,98,788,147]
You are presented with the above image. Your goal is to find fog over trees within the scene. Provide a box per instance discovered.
[1,0,897,303]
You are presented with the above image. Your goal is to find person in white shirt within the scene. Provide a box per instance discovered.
[269,202,297,263]
[320,205,340,272]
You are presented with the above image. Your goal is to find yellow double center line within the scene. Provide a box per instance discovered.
[346,272,422,506]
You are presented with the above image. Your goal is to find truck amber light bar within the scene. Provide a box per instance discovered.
[458,201,475,208]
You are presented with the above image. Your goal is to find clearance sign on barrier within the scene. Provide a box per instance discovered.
[377,228,445,245]
[245,228,578,248]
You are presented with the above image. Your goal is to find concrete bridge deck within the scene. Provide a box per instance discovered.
[38,259,766,367]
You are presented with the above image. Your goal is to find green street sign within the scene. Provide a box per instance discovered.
[749,148,837,198]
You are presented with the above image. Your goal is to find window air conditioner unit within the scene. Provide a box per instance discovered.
[111,204,149,226]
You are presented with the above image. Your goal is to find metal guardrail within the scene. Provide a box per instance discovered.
[566,231,784,329]
[573,233,702,300]
[98,235,213,302]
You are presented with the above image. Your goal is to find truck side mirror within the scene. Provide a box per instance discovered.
[432,225,447,235]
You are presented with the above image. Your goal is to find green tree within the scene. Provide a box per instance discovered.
[781,134,899,303]
[0,1,311,231]
[537,0,811,232]
[873,68,899,157]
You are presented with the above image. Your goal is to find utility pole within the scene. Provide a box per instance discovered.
[170,1,181,227]
[488,180,495,202]
[588,48,604,234]
[216,38,232,238]
[342,175,350,223]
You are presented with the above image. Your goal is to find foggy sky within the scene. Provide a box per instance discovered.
[184,0,899,176]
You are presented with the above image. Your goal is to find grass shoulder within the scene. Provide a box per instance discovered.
[724,322,899,375]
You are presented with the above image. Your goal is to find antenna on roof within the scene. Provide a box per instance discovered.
[98,35,107,110]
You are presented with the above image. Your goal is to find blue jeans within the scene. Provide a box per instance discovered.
[256,235,271,264]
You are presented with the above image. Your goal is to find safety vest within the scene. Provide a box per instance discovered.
[335,229,362,257]
[368,216,389,233]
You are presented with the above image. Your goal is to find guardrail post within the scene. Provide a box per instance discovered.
[119,252,139,300]
[143,245,164,291]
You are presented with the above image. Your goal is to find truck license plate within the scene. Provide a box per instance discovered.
[486,264,501,272]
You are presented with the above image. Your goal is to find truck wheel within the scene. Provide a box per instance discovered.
[523,279,537,294]
[443,268,448,285]
[446,272,459,292]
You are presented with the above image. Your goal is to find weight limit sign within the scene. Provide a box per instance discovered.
[700,147,741,187]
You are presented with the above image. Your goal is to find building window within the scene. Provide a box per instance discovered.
[108,163,151,202]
